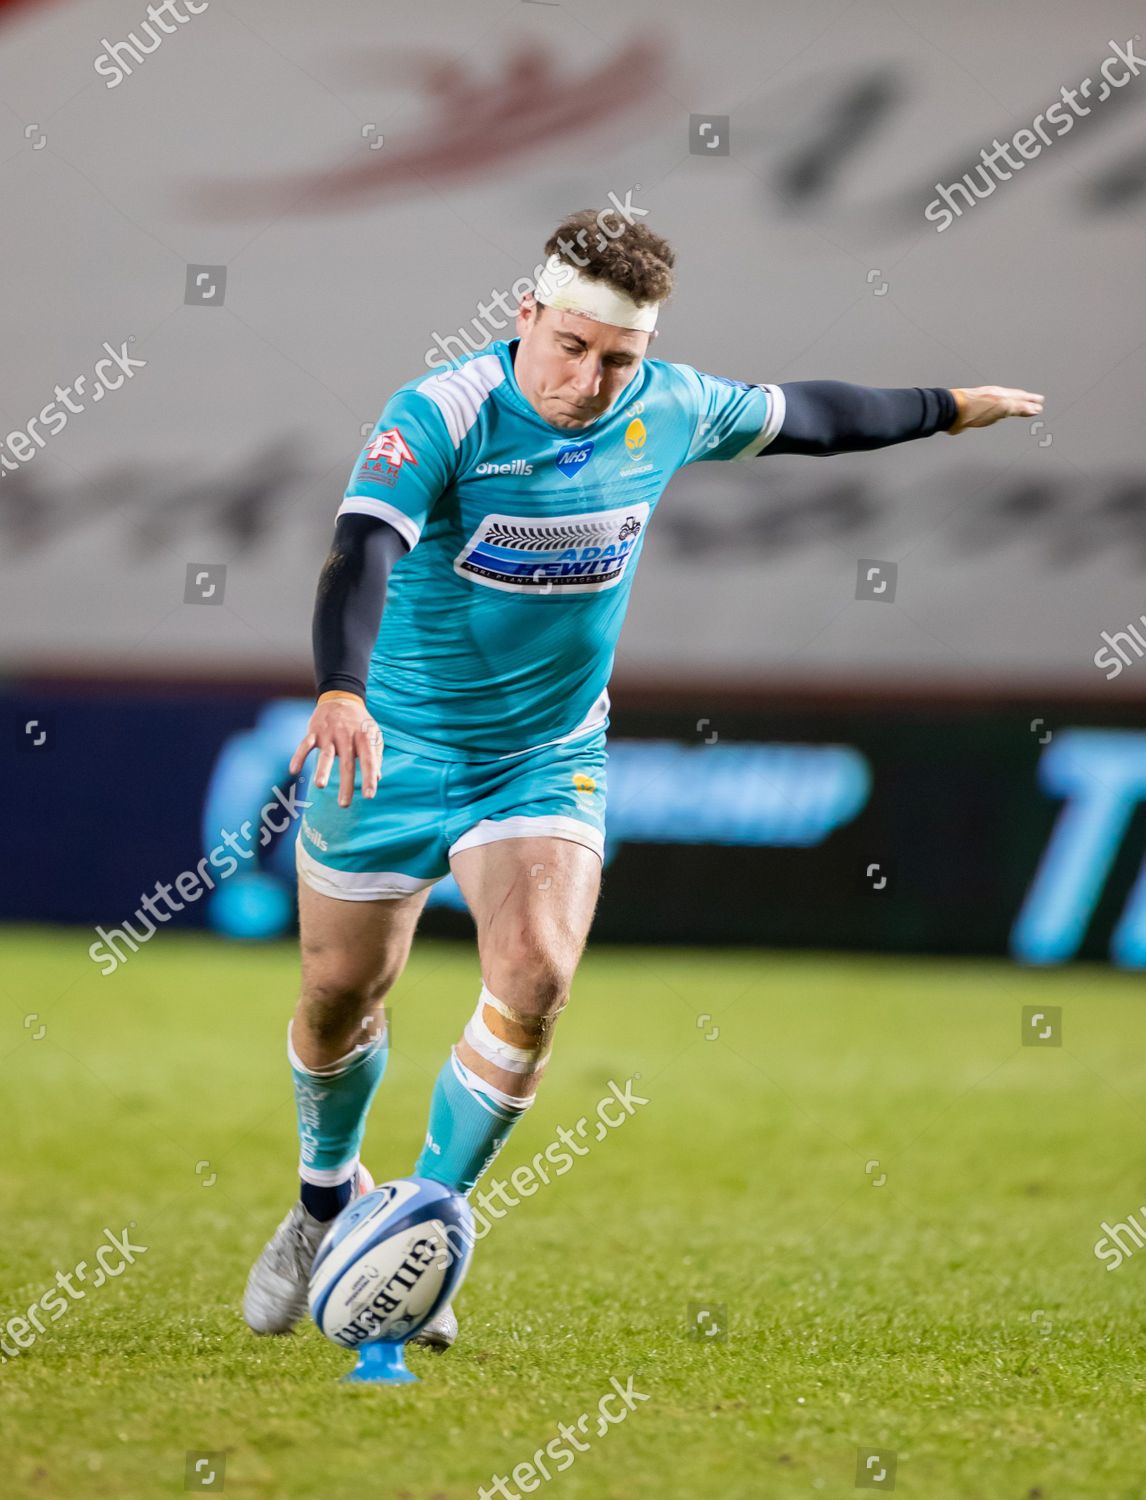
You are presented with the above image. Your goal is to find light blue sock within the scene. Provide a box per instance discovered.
[289,1019,388,1191]
[414,1048,533,1194]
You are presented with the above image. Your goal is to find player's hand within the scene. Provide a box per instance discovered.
[947,385,1044,433]
[289,692,383,808]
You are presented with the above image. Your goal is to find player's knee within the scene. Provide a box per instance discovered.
[299,969,394,1042]
[462,977,564,1086]
[493,940,574,1018]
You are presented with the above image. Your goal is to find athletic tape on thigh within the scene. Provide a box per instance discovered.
[462,983,558,1075]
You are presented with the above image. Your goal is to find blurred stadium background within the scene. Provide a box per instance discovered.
[3,0,1144,963]
[4,1,1146,1496]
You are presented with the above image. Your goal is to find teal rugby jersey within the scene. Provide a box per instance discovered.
[337,337,784,760]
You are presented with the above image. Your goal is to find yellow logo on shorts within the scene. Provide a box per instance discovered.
[572,772,597,793]
[624,418,647,453]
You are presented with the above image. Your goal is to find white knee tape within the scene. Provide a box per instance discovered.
[462,983,553,1075]
[481,986,568,1024]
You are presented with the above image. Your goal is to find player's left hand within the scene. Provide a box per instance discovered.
[291,692,383,807]
[947,385,1044,433]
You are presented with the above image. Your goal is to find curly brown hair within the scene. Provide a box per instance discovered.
[541,208,675,313]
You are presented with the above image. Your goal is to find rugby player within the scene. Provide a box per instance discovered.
[243,209,1043,1347]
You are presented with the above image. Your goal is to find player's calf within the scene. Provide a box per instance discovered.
[405,981,573,1354]
[290,1007,390,1222]
[414,981,567,1197]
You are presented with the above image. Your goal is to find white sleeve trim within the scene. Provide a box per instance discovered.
[731,383,786,461]
[336,496,422,550]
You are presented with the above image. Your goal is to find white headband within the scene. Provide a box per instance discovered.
[533,253,659,333]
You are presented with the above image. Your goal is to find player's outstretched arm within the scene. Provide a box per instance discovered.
[289,513,409,809]
[763,380,1044,457]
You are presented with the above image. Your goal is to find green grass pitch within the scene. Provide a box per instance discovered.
[2,925,1145,1499]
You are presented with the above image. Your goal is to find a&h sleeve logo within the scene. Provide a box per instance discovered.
[357,427,418,489]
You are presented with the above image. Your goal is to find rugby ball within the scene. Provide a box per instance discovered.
[308,1177,474,1348]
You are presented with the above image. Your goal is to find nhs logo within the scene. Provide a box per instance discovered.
[555,441,594,479]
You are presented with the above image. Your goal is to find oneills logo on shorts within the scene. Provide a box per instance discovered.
[301,817,328,852]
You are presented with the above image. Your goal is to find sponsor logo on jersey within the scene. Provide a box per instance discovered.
[572,772,597,793]
[475,459,534,476]
[454,502,650,594]
[619,416,655,476]
[356,426,417,489]
[555,441,594,479]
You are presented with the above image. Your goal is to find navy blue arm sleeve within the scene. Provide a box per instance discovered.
[764,381,957,456]
[312,512,410,699]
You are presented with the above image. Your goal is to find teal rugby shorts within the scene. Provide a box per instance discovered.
[295,728,607,900]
